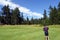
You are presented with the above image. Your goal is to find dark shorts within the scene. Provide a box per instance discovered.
[44,32,48,36]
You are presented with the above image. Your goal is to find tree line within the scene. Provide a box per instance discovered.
[42,2,60,25]
[0,2,60,25]
[0,5,40,25]
[0,5,23,25]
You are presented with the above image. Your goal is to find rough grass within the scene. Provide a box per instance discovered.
[0,25,60,40]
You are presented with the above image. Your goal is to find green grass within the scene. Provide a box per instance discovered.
[0,25,60,40]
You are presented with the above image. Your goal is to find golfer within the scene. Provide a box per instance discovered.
[43,25,49,40]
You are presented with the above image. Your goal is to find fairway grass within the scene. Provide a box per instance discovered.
[0,25,60,40]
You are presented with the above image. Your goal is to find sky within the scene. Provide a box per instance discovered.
[0,0,60,19]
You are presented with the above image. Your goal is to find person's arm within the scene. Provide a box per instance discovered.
[47,27,49,30]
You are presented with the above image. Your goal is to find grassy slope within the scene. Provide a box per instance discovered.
[0,25,60,40]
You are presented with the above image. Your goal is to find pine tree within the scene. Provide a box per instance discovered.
[57,2,60,24]
[53,6,58,24]
[43,9,47,25]
[49,6,58,24]
[11,7,20,24]
[31,17,34,24]
[26,16,29,24]
[2,5,11,24]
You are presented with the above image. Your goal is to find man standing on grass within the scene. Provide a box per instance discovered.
[43,25,49,40]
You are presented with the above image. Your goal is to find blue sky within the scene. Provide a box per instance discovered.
[12,0,60,13]
[0,0,60,19]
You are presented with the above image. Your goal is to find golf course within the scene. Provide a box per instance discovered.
[0,25,60,40]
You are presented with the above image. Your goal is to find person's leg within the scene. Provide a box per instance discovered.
[47,36,49,40]
[45,36,49,40]
[47,36,48,40]
[46,32,49,40]
[45,32,49,40]
[48,36,49,40]
[45,36,47,40]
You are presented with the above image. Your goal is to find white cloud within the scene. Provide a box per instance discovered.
[0,0,43,19]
